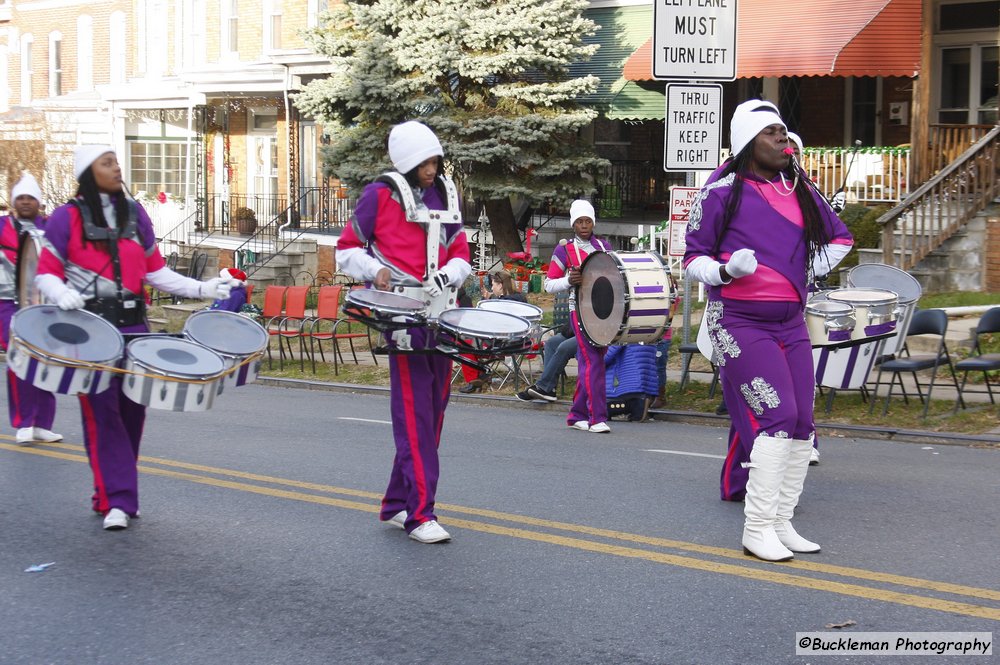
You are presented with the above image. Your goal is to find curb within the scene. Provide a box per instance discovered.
[257,376,1000,447]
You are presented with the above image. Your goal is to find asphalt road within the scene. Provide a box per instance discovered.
[1,382,997,665]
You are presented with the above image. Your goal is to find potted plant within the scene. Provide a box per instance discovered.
[234,206,257,235]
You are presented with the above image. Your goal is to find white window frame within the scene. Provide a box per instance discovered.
[77,15,93,92]
[48,31,62,97]
[110,12,127,85]
[263,0,282,52]
[307,0,327,28]
[222,0,239,59]
[181,0,206,69]
[0,51,9,112]
[20,33,32,104]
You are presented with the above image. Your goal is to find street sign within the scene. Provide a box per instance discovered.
[652,0,738,81]
[667,185,699,257]
[664,83,723,172]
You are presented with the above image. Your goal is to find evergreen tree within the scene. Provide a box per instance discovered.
[296,0,608,253]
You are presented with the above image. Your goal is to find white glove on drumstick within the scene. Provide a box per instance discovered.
[725,248,758,279]
[198,277,235,300]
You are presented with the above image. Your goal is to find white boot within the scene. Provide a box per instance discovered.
[773,436,821,553]
[742,434,794,562]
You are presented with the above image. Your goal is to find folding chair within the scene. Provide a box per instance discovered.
[304,285,375,375]
[677,333,719,395]
[868,309,963,418]
[952,306,1000,412]
[274,285,311,370]
[262,285,288,369]
[539,291,572,396]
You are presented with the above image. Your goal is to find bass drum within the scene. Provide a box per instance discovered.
[16,229,47,307]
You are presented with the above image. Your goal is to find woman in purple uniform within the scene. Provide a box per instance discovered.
[684,101,853,561]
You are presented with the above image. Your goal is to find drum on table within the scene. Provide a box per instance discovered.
[16,229,46,307]
[122,336,226,411]
[846,264,922,356]
[7,305,123,395]
[476,299,543,328]
[825,288,899,341]
[183,309,268,390]
[577,250,676,346]
[435,308,533,357]
[805,293,857,347]
[343,288,427,333]
[813,340,882,390]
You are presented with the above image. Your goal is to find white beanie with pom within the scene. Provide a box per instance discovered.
[11,172,42,203]
[388,121,444,175]
[569,199,596,227]
[73,145,116,180]
[729,100,785,158]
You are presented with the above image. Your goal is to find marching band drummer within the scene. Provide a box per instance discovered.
[335,121,471,544]
[35,145,237,531]
[539,200,613,433]
[684,102,853,562]
[0,172,61,446]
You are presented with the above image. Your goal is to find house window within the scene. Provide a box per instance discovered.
[265,0,282,51]
[49,32,62,97]
[129,141,190,197]
[939,45,998,124]
[110,12,127,84]
[307,0,328,27]
[77,15,93,92]
[181,0,206,68]
[20,34,32,104]
[939,1,1000,31]
[223,0,239,55]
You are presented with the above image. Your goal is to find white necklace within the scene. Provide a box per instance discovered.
[761,172,798,197]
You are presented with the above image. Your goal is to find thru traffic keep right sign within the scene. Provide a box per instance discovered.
[664,83,723,172]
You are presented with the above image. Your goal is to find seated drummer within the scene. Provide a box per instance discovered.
[540,200,613,434]
[335,121,471,544]
[35,145,236,531]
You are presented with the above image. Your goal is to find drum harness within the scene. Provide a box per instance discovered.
[73,200,147,328]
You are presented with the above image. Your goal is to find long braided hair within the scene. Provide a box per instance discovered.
[74,167,131,251]
[713,140,831,277]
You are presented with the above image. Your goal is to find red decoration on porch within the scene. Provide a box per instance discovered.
[506,227,536,262]
[157,191,167,204]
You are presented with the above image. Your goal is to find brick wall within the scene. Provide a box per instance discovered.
[986,216,1000,291]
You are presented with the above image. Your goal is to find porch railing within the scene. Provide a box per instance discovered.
[877,125,1000,271]
[800,147,911,205]
[921,124,996,183]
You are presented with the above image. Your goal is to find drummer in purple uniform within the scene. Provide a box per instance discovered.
[35,145,237,531]
[0,172,61,446]
[336,121,471,544]
[543,200,613,433]
[684,101,852,561]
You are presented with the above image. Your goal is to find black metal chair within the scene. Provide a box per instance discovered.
[868,308,963,418]
[952,307,1000,412]
[677,334,719,396]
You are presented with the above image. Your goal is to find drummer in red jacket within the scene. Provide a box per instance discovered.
[35,145,236,531]
[336,121,471,544]
[0,172,61,446]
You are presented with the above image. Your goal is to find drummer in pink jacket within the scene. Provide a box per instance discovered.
[0,172,60,446]
[35,145,235,531]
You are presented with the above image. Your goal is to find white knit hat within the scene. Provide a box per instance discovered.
[730,100,785,158]
[569,199,596,226]
[73,145,115,180]
[788,131,804,155]
[11,171,42,203]
[388,121,444,174]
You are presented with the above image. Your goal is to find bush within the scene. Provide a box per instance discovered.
[234,206,256,221]
[828,204,887,284]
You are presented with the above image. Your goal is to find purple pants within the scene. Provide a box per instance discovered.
[711,299,816,501]
[78,322,148,516]
[1,300,57,430]
[568,311,608,426]
[379,326,453,534]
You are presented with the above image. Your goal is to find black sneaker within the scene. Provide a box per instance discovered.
[527,385,557,402]
[515,388,535,402]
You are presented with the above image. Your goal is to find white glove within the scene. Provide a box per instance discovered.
[725,249,758,279]
[198,277,233,300]
[423,270,451,298]
[56,289,86,311]
[830,191,847,212]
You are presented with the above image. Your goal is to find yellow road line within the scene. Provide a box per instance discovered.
[4,440,1000,620]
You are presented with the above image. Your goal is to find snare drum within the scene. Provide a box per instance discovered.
[805,296,857,347]
[435,308,533,357]
[476,299,543,327]
[16,229,46,307]
[343,288,426,332]
[826,288,899,341]
[813,339,881,390]
[846,264,922,356]
[122,336,227,411]
[577,250,676,346]
[7,305,123,395]
[183,310,268,390]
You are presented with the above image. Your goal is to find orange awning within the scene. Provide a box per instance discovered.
[623,0,921,80]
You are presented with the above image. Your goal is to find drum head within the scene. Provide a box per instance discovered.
[183,310,267,355]
[578,251,625,347]
[846,264,922,304]
[806,299,854,316]
[16,231,45,307]
[127,337,226,378]
[476,299,542,323]
[437,307,531,338]
[827,288,898,306]
[12,305,123,363]
[346,288,424,315]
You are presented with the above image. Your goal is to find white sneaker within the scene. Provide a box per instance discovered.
[103,508,129,530]
[15,427,35,446]
[408,520,451,543]
[809,447,820,466]
[589,422,611,433]
[33,427,63,443]
[386,510,407,529]
[569,420,590,431]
